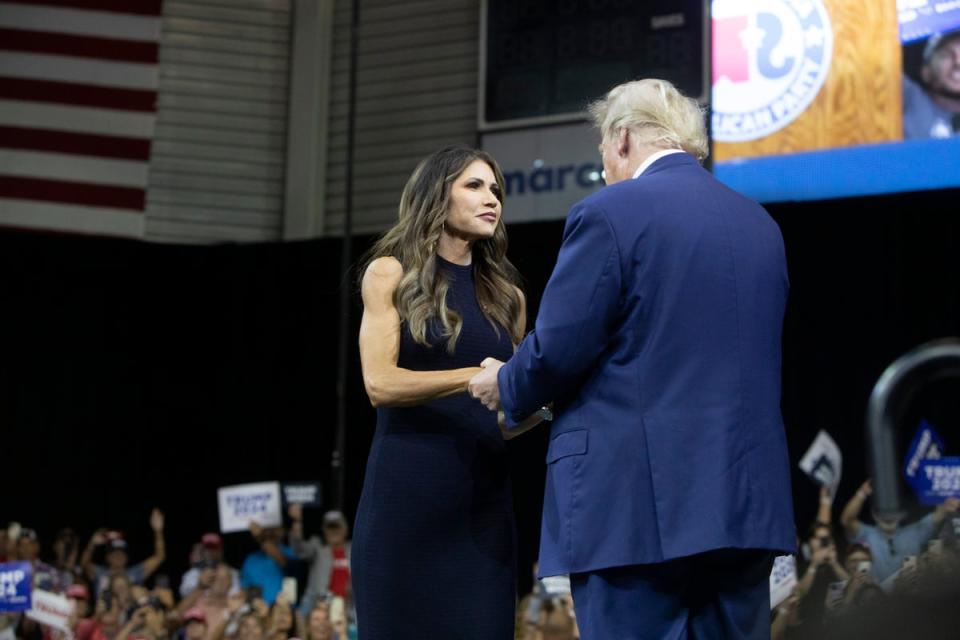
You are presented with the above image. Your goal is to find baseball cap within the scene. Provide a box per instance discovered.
[67,584,90,600]
[182,608,207,625]
[201,533,222,547]
[924,28,960,63]
[18,528,38,541]
[322,511,347,527]
[107,538,128,552]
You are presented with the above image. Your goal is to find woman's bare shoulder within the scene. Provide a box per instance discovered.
[362,256,403,296]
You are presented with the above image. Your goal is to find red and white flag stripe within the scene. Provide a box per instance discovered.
[0,0,162,237]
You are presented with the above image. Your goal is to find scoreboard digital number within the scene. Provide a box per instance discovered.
[480,0,709,130]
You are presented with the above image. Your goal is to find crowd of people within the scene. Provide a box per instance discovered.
[0,506,354,640]
[772,484,960,639]
[3,485,959,640]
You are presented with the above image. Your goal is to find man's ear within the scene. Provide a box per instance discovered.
[617,128,631,158]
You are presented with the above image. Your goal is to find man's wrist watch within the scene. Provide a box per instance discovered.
[535,406,553,421]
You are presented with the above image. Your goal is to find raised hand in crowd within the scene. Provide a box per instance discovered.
[933,497,960,527]
[142,508,167,581]
[815,485,834,527]
[248,521,288,571]
[840,479,872,539]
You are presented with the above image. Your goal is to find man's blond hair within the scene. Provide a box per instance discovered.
[588,78,708,161]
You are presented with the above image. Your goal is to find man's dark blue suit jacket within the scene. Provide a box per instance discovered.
[498,152,796,577]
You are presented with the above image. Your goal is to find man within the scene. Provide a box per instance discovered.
[179,608,208,640]
[839,479,959,582]
[240,523,295,604]
[288,505,351,616]
[179,534,240,598]
[115,596,168,640]
[469,78,795,639]
[904,28,960,139]
[174,562,232,640]
[16,528,62,592]
[81,509,166,598]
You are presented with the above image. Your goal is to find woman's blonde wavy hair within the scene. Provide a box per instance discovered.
[360,146,523,353]
[588,78,708,161]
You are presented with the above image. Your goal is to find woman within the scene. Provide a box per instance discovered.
[352,146,544,638]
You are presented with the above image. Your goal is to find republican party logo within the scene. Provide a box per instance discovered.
[712,0,833,142]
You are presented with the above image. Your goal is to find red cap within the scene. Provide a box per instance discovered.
[67,584,90,600]
[200,533,222,548]
[183,608,207,625]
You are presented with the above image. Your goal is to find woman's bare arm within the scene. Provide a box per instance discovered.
[359,257,481,407]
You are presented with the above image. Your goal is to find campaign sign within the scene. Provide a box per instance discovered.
[0,561,32,613]
[218,482,282,533]
[282,482,322,508]
[914,457,960,505]
[26,589,74,632]
[903,420,945,490]
[769,555,797,609]
[799,430,843,490]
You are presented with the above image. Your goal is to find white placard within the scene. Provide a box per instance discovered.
[799,430,843,491]
[217,482,282,534]
[769,555,797,609]
[26,589,74,632]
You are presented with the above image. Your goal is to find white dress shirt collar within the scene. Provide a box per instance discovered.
[632,149,685,179]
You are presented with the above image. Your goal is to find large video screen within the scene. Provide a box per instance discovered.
[712,0,960,202]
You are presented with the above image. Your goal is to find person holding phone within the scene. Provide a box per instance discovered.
[352,146,545,639]
[841,480,960,582]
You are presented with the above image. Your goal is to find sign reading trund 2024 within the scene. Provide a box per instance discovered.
[712,0,833,142]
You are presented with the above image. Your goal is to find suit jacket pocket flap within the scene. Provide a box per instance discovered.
[546,429,588,464]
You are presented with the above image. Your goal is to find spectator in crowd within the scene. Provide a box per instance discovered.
[235,613,265,640]
[240,524,295,605]
[16,528,62,592]
[516,592,578,640]
[264,598,294,640]
[81,509,166,596]
[0,528,9,562]
[52,528,81,588]
[303,605,334,640]
[904,28,960,139]
[115,597,167,640]
[180,534,240,599]
[841,543,883,609]
[287,506,351,615]
[840,479,959,582]
[176,562,233,639]
[798,521,848,582]
[67,584,93,622]
[75,590,123,640]
[181,608,208,640]
[107,574,136,619]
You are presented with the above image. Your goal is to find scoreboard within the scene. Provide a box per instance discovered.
[480,0,710,129]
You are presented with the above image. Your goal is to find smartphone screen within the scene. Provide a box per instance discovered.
[280,577,297,604]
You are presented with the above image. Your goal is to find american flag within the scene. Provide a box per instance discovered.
[0,0,162,237]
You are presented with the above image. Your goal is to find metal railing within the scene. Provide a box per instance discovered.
[866,338,960,519]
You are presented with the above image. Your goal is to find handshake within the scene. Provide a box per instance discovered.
[468,357,505,410]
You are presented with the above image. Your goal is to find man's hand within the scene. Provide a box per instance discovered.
[940,497,960,513]
[287,504,302,522]
[250,521,263,541]
[468,358,504,410]
[150,508,165,532]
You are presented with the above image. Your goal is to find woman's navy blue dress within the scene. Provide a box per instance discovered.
[352,257,516,639]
